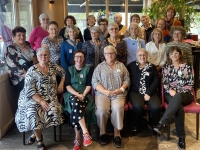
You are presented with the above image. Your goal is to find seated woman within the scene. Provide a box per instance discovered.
[15,47,65,150]
[82,26,101,68]
[154,46,194,150]
[4,26,37,92]
[127,48,161,136]
[92,45,130,148]
[63,50,96,150]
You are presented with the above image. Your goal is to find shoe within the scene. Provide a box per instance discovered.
[36,139,45,150]
[99,134,107,145]
[113,136,121,148]
[177,137,186,150]
[83,133,92,146]
[153,123,164,136]
[132,129,137,136]
[27,133,36,145]
[73,139,81,150]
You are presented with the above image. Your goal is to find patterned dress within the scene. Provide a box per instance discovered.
[15,63,65,132]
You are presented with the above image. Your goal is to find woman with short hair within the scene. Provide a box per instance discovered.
[84,15,96,41]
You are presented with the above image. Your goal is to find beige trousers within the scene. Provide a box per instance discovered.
[95,95,125,135]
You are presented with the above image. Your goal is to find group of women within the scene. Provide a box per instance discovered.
[3,4,194,150]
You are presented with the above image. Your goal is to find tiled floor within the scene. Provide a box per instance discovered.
[0,89,200,150]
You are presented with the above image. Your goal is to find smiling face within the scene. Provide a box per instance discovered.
[131,17,140,24]
[153,31,162,43]
[14,32,26,45]
[74,52,85,66]
[157,19,166,30]
[166,9,175,20]
[40,15,50,27]
[169,50,180,62]
[114,16,122,25]
[172,30,183,42]
[137,50,148,65]
[91,30,100,40]
[68,28,77,39]
[108,25,119,37]
[104,48,116,63]
[48,23,58,37]
[129,24,139,37]
[66,18,74,26]
[37,50,50,65]
[87,16,95,27]
[141,16,150,26]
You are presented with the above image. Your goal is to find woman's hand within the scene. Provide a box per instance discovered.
[169,89,176,97]
[105,90,115,97]
[39,100,49,112]
[144,94,150,101]
[113,89,123,95]
[57,84,64,94]
[77,94,85,101]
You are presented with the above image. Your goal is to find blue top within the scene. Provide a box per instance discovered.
[123,37,145,65]
[60,40,82,70]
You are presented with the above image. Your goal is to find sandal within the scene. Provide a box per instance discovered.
[27,132,36,145]
[37,139,45,150]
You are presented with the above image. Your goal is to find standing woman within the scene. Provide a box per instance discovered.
[82,26,101,67]
[99,22,127,65]
[146,28,166,72]
[59,15,83,42]
[4,26,37,92]
[123,22,145,65]
[84,15,96,41]
[165,5,182,31]
[60,25,83,70]
[29,14,50,51]
[41,21,63,65]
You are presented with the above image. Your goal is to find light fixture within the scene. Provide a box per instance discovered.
[49,0,55,4]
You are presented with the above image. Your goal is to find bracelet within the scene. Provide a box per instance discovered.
[120,87,125,93]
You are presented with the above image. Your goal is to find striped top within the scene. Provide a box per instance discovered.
[165,42,193,66]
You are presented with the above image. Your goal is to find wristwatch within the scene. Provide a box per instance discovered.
[120,87,125,93]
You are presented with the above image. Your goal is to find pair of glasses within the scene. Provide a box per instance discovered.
[42,18,50,21]
[169,52,179,56]
[100,24,107,26]
[109,28,118,31]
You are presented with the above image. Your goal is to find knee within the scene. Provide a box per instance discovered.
[173,93,183,102]
[96,107,109,117]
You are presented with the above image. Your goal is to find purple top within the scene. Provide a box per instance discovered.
[28,26,49,51]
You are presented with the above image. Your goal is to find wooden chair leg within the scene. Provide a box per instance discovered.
[54,126,56,142]
[196,113,199,140]
[23,132,26,145]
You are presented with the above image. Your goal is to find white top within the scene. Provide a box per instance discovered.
[145,41,166,66]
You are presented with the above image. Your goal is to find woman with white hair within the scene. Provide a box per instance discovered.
[114,13,127,40]
[92,45,130,148]
[99,22,127,65]
[29,14,50,50]
[60,25,83,70]
[127,48,161,136]
[82,26,101,67]
[123,22,145,65]
[15,47,65,149]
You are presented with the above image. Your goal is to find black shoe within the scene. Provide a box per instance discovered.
[153,123,164,136]
[132,129,137,136]
[99,134,107,145]
[113,136,121,148]
[177,137,186,150]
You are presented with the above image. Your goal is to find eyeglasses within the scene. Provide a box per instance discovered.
[100,24,107,26]
[109,28,118,31]
[105,52,115,55]
[42,18,50,21]
[169,52,179,56]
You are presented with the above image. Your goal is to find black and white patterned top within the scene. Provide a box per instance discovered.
[92,61,130,100]
[15,63,65,132]
[41,36,63,65]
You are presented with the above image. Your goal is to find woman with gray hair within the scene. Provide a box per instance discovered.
[82,26,101,67]
[60,24,83,70]
[165,26,193,66]
[15,47,65,149]
[92,45,130,148]
[29,14,50,50]
[99,22,127,65]
[127,48,161,136]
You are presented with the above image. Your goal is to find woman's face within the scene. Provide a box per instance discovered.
[40,16,50,27]
[157,20,165,30]
[48,24,58,37]
[74,52,85,66]
[13,32,26,45]
[172,30,183,42]
[137,50,148,65]
[114,16,122,25]
[153,31,162,43]
[66,18,73,26]
[141,17,149,26]
[169,50,180,62]
[129,24,139,37]
[91,30,100,40]
[68,28,77,39]
[37,51,50,65]
[108,25,119,37]
[167,10,175,20]
[131,17,140,24]
[104,48,116,62]
[87,17,95,27]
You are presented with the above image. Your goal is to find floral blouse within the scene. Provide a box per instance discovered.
[162,63,194,94]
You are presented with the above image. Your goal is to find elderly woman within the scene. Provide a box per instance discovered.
[59,15,83,42]
[92,45,130,148]
[146,28,166,72]
[99,22,127,65]
[98,18,109,41]
[29,14,50,51]
[15,47,65,150]
[165,5,182,31]
[60,25,83,70]
[123,22,145,65]
[114,13,127,40]
[154,46,194,150]
[4,26,37,92]
[165,26,193,66]
[127,48,161,136]
[63,50,95,150]
[82,26,101,67]
[84,15,96,41]
[41,21,63,65]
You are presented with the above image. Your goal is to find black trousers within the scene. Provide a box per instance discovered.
[129,91,161,128]
[160,93,193,138]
